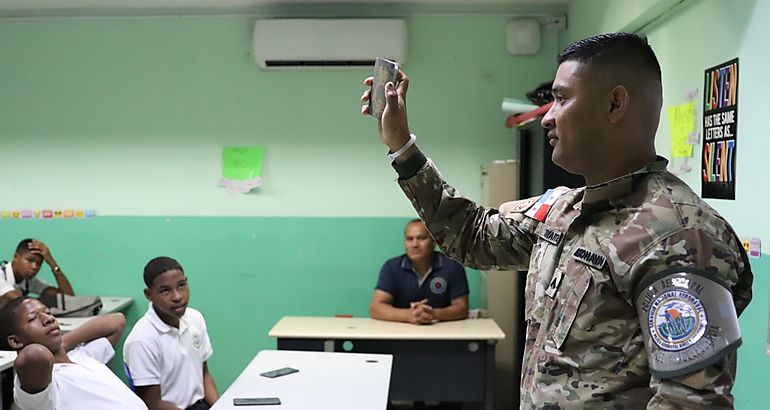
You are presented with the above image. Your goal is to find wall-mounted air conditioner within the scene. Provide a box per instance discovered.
[252,19,407,69]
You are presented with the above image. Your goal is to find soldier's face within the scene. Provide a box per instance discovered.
[541,60,608,176]
[404,222,435,264]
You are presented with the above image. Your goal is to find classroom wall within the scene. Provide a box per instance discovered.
[565,0,769,408]
[0,14,560,389]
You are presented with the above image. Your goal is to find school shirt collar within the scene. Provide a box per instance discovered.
[581,156,669,207]
[2,262,28,290]
[146,302,189,334]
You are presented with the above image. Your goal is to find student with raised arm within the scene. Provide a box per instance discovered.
[0,297,146,410]
[0,239,75,303]
[123,256,218,410]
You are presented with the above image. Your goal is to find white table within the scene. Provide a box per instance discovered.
[0,352,15,373]
[212,350,392,410]
[57,296,133,333]
[270,316,505,410]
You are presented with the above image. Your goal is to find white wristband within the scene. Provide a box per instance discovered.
[388,133,416,162]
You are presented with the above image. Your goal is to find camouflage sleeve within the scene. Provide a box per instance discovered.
[622,226,752,409]
[397,158,537,271]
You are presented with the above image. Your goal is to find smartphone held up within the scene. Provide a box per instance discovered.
[368,58,399,119]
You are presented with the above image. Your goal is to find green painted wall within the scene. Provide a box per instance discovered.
[0,15,558,217]
[565,0,769,408]
[0,217,483,388]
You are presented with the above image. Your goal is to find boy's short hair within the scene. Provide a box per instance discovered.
[143,256,184,287]
[15,238,34,254]
[0,296,28,350]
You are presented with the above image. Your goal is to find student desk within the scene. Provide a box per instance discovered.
[269,316,505,410]
[211,350,392,410]
[0,351,15,409]
[57,296,134,333]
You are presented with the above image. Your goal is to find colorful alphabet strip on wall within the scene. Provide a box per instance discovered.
[702,58,738,200]
[0,209,96,220]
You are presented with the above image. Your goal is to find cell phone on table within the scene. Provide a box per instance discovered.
[233,397,281,406]
[260,367,299,378]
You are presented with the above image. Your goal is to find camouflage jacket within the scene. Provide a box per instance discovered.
[398,156,753,409]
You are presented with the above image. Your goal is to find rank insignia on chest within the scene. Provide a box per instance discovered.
[545,268,564,298]
[572,246,607,270]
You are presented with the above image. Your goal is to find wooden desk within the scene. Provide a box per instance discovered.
[269,317,505,410]
[212,350,392,410]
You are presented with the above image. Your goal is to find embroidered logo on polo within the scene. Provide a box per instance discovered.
[524,188,567,222]
[572,247,606,270]
[192,332,202,349]
[429,277,448,295]
[648,290,707,351]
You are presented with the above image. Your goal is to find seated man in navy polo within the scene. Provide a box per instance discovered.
[370,219,469,324]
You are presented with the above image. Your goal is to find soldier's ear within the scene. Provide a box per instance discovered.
[608,85,629,124]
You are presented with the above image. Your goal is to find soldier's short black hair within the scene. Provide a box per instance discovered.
[557,32,661,81]
[0,296,28,350]
[15,239,34,254]
[143,256,184,288]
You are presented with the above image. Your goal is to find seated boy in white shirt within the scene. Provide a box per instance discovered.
[123,256,218,410]
[0,297,148,410]
[1,239,76,303]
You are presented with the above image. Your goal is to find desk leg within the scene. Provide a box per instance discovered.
[2,368,13,410]
[485,341,495,410]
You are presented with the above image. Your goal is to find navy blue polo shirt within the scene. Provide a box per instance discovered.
[375,252,469,309]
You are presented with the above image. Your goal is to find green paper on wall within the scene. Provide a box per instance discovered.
[222,147,264,180]
[667,102,695,158]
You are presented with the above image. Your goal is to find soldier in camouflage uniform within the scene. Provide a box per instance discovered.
[360,33,753,409]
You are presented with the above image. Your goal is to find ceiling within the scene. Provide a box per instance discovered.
[0,0,570,18]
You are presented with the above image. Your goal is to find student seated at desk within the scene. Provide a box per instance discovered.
[370,219,469,325]
[124,256,218,410]
[0,297,147,410]
[0,239,75,303]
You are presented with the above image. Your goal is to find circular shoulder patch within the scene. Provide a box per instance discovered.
[648,289,707,352]
[429,277,448,295]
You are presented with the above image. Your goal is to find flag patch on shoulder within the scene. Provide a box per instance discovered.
[524,188,565,222]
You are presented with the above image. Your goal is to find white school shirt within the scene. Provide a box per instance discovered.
[14,338,148,410]
[0,262,50,296]
[123,304,213,409]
